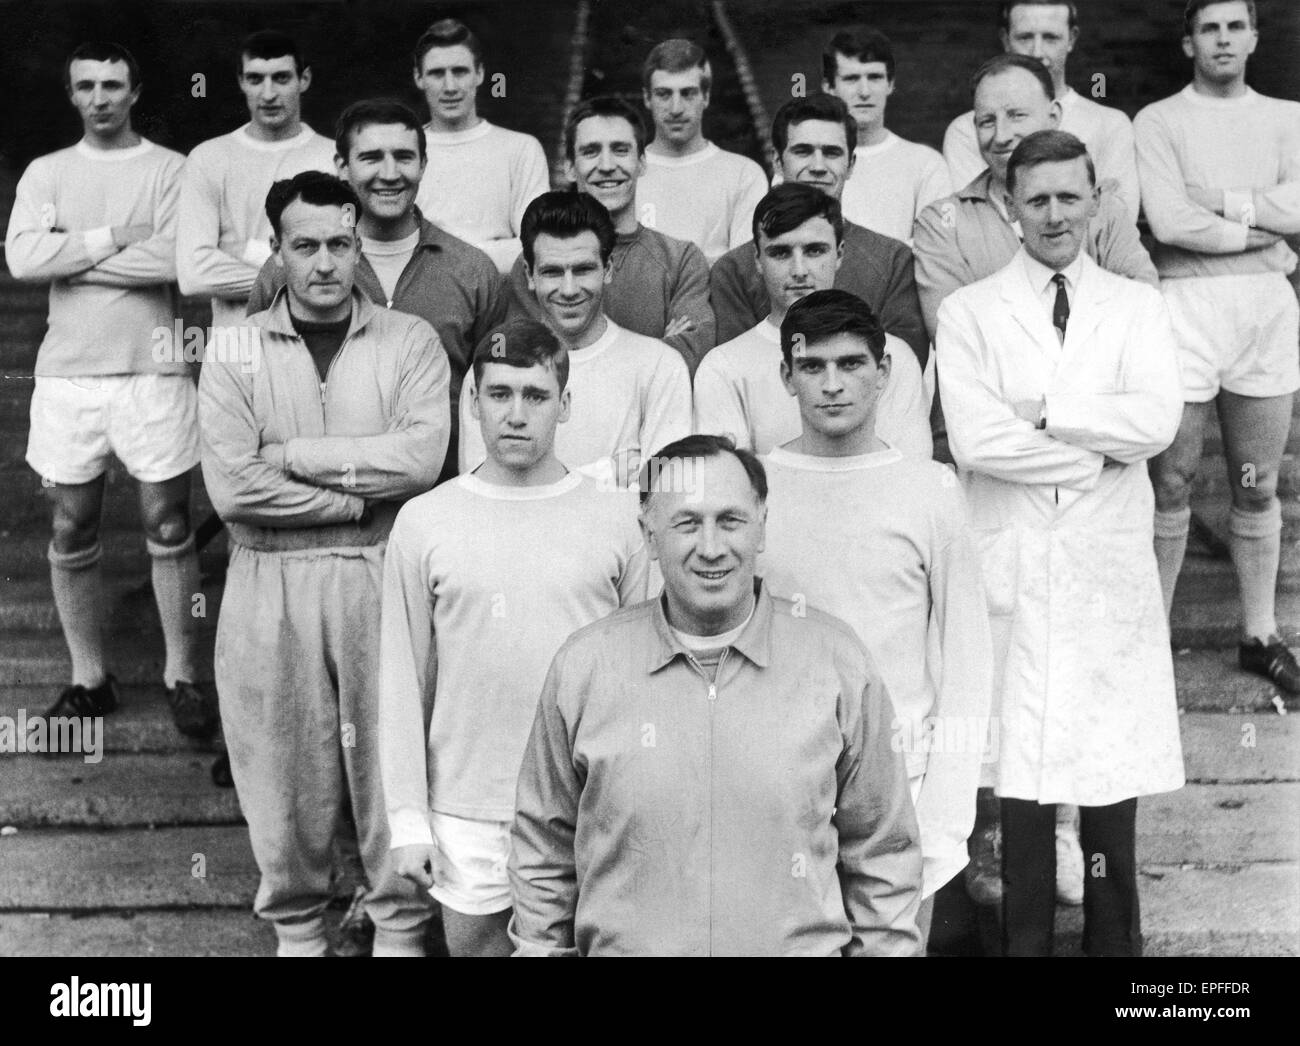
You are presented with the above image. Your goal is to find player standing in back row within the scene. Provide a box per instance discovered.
[6,42,215,741]
[412,18,550,274]
[1137,0,1300,694]
[636,39,769,265]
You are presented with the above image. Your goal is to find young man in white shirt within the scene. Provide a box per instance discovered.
[412,18,550,274]
[759,289,992,947]
[6,43,215,741]
[459,192,692,486]
[380,317,647,958]
[636,38,769,264]
[695,183,930,459]
[821,28,951,243]
[942,1,1140,222]
[1137,0,1300,694]
[177,30,336,331]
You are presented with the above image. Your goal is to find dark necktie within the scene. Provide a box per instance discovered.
[1052,273,1069,343]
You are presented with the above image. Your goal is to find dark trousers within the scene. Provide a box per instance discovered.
[1000,796,1142,957]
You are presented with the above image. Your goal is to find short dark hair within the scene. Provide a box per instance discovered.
[822,28,896,83]
[239,30,305,77]
[413,17,484,71]
[752,183,844,249]
[265,170,360,239]
[780,289,886,368]
[970,52,1056,104]
[1006,129,1095,195]
[771,94,857,158]
[65,41,141,92]
[641,39,712,94]
[638,433,767,508]
[1184,0,1256,36]
[566,95,648,161]
[335,99,427,163]
[471,318,570,392]
[998,1,1079,30]
[520,191,617,270]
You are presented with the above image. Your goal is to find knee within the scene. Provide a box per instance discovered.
[143,504,191,548]
[1150,459,1196,511]
[1230,463,1279,511]
[50,507,99,555]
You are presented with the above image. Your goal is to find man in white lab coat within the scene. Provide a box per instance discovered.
[936,130,1185,956]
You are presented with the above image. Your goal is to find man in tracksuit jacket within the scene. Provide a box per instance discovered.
[508,434,924,955]
[199,171,450,957]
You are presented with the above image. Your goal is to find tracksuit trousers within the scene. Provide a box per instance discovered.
[216,542,431,954]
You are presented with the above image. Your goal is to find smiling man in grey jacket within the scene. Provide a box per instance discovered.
[507,433,923,956]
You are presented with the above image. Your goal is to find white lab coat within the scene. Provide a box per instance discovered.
[936,249,1186,806]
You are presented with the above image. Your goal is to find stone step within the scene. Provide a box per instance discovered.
[0,683,223,755]
[1173,647,1300,710]
[0,825,258,910]
[1177,710,1299,781]
[1172,590,1300,650]
[0,752,242,829]
[1141,783,1299,864]
[0,629,218,686]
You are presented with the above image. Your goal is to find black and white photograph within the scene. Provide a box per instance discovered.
[0,0,1295,1005]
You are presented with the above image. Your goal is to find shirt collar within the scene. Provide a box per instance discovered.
[410,209,448,252]
[957,168,995,202]
[1021,246,1085,297]
[649,578,774,672]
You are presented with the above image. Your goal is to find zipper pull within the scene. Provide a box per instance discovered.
[319,380,327,406]
[707,682,717,702]
[386,299,394,309]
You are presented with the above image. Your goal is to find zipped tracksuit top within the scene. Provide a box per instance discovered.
[198,288,451,552]
[508,582,924,956]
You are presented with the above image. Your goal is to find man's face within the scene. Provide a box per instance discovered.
[471,361,570,471]
[643,67,709,147]
[1008,156,1099,270]
[415,44,484,124]
[824,54,893,132]
[1001,4,1077,87]
[67,58,139,138]
[781,331,890,443]
[272,200,360,319]
[756,216,842,314]
[566,115,645,219]
[240,55,309,133]
[640,453,766,633]
[974,67,1060,184]
[1183,2,1258,83]
[779,119,855,201]
[526,231,611,341]
[338,123,425,225]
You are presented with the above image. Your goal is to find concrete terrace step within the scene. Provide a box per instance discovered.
[1173,648,1300,710]
[0,825,258,910]
[0,629,219,686]
[0,529,228,581]
[0,753,242,829]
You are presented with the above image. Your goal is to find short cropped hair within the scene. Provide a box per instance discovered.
[65,41,141,92]
[471,318,570,392]
[752,183,844,249]
[1184,0,1256,36]
[822,28,896,83]
[265,170,360,239]
[413,17,484,71]
[239,30,305,77]
[780,289,886,368]
[641,39,712,94]
[1006,129,1095,195]
[565,95,649,161]
[335,99,427,163]
[969,52,1056,104]
[770,94,857,158]
[999,1,1079,30]
[520,191,617,270]
[638,433,767,508]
